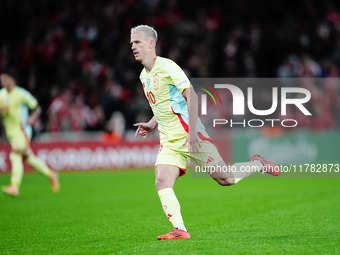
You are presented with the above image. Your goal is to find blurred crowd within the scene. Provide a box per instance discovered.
[1,0,340,138]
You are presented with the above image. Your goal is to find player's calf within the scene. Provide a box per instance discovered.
[214,177,235,186]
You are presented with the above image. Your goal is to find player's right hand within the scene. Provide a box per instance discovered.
[133,122,154,138]
[0,106,8,114]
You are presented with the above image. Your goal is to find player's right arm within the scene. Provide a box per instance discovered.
[134,116,158,138]
[0,91,8,114]
[0,106,7,114]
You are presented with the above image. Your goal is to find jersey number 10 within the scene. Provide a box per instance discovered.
[147,91,156,105]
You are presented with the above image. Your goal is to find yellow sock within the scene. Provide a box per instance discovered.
[158,188,187,231]
[9,152,23,188]
[26,155,52,178]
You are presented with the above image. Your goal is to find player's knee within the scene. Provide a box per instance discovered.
[155,176,168,190]
[216,178,235,186]
[11,149,25,156]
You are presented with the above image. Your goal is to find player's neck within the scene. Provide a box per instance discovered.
[143,55,157,73]
[6,84,15,92]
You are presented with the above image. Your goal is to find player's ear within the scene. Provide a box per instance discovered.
[149,39,155,48]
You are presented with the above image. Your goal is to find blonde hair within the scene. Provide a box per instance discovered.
[131,25,158,43]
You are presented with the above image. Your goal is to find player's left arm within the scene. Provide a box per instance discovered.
[21,89,41,126]
[26,105,41,126]
[182,87,201,154]
[164,59,201,153]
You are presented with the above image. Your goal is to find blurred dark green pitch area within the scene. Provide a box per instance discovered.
[0,170,339,255]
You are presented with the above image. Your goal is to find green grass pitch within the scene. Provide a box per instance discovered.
[0,170,339,254]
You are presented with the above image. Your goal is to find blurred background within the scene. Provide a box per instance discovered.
[0,0,340,171]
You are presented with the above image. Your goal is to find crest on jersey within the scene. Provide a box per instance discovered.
[153,73,159,90]
[147,78,151,88]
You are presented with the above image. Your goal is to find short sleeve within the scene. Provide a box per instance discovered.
[21,89,38,110]
[160,59,191,93]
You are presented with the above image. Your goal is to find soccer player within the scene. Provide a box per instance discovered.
[0,68,60,197]
[131,25,279,240]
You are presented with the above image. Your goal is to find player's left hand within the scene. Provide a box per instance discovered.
[26,116,36,126]
[182,132,201,154]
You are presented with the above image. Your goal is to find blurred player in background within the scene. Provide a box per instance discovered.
[0,68,60,197]
[131,25,279,240]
